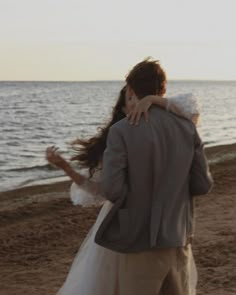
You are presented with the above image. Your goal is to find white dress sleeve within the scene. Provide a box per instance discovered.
[70,170,105,207]
[167,93,200,120]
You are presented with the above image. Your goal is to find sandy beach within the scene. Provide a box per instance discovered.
[0,144,235,295]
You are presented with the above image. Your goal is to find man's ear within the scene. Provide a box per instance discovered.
[156,88,166,97]
[158,82,167,97]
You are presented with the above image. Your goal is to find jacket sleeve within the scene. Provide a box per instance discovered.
[101,125,128,203]
[189,128,213,196]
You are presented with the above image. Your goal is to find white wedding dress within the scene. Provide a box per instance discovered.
[57,93,199,295]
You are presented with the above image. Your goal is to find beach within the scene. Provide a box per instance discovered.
[0,143,235,295]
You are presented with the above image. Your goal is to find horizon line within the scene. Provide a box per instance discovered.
[0,79,236,83]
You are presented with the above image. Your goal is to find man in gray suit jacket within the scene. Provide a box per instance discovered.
[95,59,213,295]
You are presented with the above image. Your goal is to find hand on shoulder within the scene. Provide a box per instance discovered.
[126,95,166,125]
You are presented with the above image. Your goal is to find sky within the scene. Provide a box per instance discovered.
[0,0,236,81]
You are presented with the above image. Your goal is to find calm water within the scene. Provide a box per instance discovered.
[1,81,236,192]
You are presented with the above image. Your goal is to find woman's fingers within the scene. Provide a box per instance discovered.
[46,146,55,154]
[126,112,135,124]
[130,112,137,125]
[46,147,52,158]
[46,146,60,164]
[136,108,149,125]
[144,110,149,123]
[135,110,142,125]
[126,112,131,119]
[128,109,145,125]
[127,111,135,125]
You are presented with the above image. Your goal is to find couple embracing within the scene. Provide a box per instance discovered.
[46,58,213,295]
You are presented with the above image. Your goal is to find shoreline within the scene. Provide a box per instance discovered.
[1,142,236,199]
[0,142,236,294]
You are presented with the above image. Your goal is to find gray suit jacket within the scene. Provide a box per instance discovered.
[95,106,213,253]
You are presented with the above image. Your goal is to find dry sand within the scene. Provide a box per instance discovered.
[0,144,235,295]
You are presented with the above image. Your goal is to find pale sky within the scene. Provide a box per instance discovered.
[1,0,236,81]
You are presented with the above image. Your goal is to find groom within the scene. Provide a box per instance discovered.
[95,59,213,295]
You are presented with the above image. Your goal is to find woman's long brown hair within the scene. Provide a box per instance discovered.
[71,86,126,177]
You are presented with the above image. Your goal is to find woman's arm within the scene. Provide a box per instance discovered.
[46,146,101,195]
[127,95,192,125]
[46,146,85,185]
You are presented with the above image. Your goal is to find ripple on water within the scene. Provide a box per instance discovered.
[1,80,235,191]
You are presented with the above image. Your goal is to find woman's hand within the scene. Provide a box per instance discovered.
[126,96,155,125]
[46,146,87,186]
[127,95,167,125]
[46,146,68,170]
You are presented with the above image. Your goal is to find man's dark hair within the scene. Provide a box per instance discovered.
[126,58,167,99]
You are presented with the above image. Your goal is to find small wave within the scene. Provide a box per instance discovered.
[73,121,100,126]
[14,110,27,114]
[204,140,217,146]
[17,178,38,187]
[7,163,58,173]
[35,126,46,131]
[6,141,21,147]
[18,175,69,188]
[208,152,236,164]
[2,128,18,132]
[17,174,63,187]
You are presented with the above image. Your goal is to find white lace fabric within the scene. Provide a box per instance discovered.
[70,170,105,207]
[167,93,200,121]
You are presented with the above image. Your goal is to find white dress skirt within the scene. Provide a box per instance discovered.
[57,93,199,295]
[57,191,198,295]
[57,199,118,295]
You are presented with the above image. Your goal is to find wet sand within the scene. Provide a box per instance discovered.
[0,144,236,295]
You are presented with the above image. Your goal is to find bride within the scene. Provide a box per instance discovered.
[46,86,199,295]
